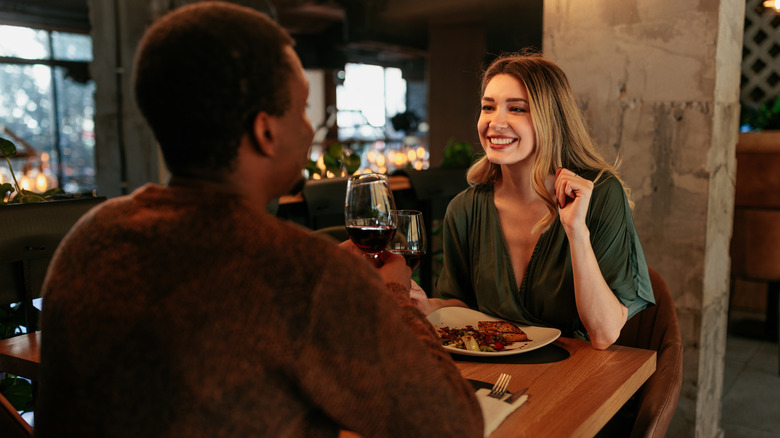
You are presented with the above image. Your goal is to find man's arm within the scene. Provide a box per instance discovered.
[296,251,483,438]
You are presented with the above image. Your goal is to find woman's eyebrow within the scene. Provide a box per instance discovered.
[481,97,528,103]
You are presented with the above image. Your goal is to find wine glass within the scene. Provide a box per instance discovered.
[344,173,397,262]
[387,210,426,270]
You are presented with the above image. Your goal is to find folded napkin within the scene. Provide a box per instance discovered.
[475,388,529,437]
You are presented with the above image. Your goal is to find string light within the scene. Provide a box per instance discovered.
[764,0,780,11]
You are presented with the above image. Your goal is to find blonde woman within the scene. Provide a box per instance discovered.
[415,51,654,350]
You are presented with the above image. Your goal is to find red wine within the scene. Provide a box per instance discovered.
[390,249,424,271]
[346,225,396,254]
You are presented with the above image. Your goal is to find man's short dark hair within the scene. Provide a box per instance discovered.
[134,1,295,176]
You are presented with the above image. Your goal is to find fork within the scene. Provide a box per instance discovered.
[488,373,511,399]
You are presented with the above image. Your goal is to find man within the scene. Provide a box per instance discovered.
[34,2,482,437]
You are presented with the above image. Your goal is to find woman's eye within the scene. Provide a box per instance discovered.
[481,105,494,111]
[510,106,528,113]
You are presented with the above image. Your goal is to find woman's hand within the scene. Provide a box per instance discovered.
[554,168,593,234]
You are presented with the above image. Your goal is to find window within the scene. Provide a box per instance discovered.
[336,63,406,141]
[329,63,428,174]
[0,24,95,195]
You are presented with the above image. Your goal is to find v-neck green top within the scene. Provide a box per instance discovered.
[434,171,654,337]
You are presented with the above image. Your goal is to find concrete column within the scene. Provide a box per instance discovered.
[543,0,744,436]
[89,0,163,197]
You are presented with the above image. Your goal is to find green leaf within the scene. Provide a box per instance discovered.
[343,153,361,174]
[0,137,17,158]
[43,187,65,197]
[322,153,342,175]
[304,160,321,178]
[441,138,476,168]
[18,190,46,203]
[1,182,13,195]
[327,143,344,159]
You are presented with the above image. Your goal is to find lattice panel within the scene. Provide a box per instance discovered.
[742,0,780,106]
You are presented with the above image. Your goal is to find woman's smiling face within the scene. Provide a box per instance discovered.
[477,74,536,167]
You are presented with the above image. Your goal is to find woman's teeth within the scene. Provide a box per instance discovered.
[491,137,514,145]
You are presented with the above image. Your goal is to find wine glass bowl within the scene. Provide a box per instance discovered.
[387,210,426,271]
[344,173,397,259]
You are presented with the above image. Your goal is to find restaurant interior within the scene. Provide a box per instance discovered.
[1,0,779,436]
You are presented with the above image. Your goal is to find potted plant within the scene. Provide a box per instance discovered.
[740,94,780,132]
[738,95,780,153]
[1,136,64,204]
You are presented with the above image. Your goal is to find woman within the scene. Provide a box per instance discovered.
[415,51,654,350]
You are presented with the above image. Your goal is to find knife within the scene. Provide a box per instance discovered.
[504,386,528,404]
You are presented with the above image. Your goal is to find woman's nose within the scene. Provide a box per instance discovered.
[490,112,508,129]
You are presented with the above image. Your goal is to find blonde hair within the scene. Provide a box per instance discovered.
[467,50,630,232]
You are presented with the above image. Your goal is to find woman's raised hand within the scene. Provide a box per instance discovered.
[554,167,593,233]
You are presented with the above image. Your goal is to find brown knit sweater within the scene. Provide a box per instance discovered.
[35,181,482,437]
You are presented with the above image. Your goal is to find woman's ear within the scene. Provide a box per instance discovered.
[251,112,277,157]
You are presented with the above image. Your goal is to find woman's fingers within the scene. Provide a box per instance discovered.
[554,168,593,209]
[555,168,577,208]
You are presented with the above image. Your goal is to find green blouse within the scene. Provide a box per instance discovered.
[435,171,654,337]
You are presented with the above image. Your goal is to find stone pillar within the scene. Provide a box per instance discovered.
[89,0,163,197]
[543,0,744,436]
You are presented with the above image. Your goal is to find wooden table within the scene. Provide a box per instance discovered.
[455,337,656,438]
[0,332,654,437]
[0,332,40,380]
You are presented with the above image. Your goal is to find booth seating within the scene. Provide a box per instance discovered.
[729,132,780,374]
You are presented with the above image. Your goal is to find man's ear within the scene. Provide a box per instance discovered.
[251,112,277,157]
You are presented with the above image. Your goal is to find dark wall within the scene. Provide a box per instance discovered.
[0,0,89,32]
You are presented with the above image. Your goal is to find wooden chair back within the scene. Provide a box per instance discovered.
[0,392,32,438]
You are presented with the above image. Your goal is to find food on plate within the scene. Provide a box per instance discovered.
[436,321,530,352]
[478,321,528,342]
[461,335,480,352]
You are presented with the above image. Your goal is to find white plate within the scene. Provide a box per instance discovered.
[427,307,561,357]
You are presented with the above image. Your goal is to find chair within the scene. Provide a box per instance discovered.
[0,332,39,438]
[0,197,106,332]
[315,225,349,243]
[401,168,469,293]
[301,177,349,230]
[602,267,683,438]
[0,392,32,438]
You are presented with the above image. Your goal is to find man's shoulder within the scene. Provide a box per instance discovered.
[263,219,371,269]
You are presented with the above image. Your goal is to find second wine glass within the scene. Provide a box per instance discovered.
[387,210,426,271]
[344,173,397,261]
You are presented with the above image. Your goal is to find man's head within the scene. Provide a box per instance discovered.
[134,1,297,178]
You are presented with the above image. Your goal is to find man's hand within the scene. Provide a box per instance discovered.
[338,239,364,256]
[377,250,411,291]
